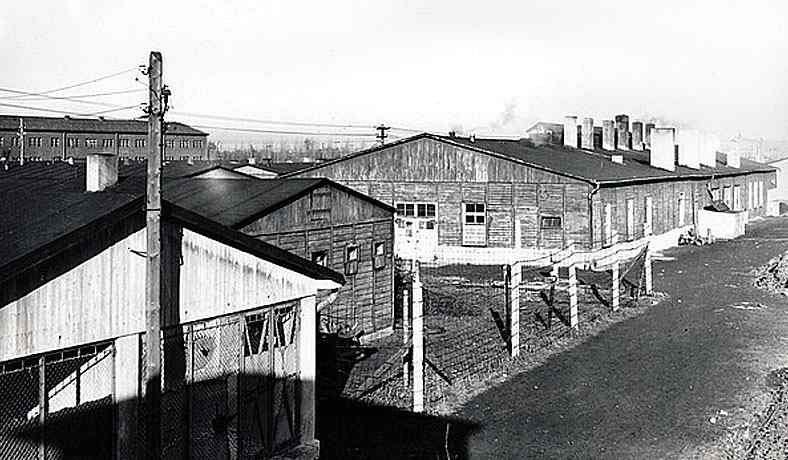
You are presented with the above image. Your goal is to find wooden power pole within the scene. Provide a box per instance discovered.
[145,50,163,459]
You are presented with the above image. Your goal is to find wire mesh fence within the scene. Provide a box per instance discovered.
[0,343,114,460]
[329,241,652,414]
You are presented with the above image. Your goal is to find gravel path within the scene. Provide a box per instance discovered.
[456,217,788,459]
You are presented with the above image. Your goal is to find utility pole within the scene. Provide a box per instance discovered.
[18,117,24,165]
[376,124,390,145]
[145,50,164,460]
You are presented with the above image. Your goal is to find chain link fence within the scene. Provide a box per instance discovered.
[0,343,114,460]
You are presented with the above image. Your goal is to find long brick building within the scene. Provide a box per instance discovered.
[0,115,208,162]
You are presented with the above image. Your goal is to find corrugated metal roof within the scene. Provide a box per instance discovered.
[0,115,207,136]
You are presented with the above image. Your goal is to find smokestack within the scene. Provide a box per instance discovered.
[86,153,118,192]
[645,123,655,148]
[677,129,700,169]
[602,120,616,151]
[650,128,676,171]
[581,118,594,149]
[563,116,578,148]
[615,114,630,150]
[631,122,644,150]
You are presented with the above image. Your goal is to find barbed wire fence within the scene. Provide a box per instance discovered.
[325,237,657,415]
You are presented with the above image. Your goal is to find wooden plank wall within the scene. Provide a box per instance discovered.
[240,185,395,336]
[0,220,322,361]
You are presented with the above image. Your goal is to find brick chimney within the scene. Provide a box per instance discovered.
[615,114,629,150]
[650,128,676,171]
[563,116,578,148]
[602,120,616,151]
[86,153,118,192]
[581,118,594,149]
[631,122,644,150]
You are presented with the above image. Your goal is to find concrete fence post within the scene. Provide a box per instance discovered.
[611,259,620,312]
[510,262,522,357]
[402,287,410,386]
[568,264,578,330]
[644,243,653,295]
[412,262,424,413]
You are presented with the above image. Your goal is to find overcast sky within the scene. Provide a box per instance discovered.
[1,0,786,142]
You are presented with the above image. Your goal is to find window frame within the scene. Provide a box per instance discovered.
[311,250,328,267]
[344,245,359,275]
[372,241,387,270]
[539,215,562,229]
[462,202,487,246]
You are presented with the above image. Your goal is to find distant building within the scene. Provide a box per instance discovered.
[0,115,208,162]
[290,120,776,264]
[723,134,764,162]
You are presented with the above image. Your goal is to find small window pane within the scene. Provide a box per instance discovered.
[426,204,436,217]
[465,215,475,224]
[417,204,426,217]
[465,203,474,213]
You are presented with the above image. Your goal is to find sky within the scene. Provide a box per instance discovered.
[1,0,787,144]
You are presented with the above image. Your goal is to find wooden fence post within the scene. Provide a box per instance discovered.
[402,287,410,386]
[568,264,578,330]
[412,262,424,413]
[510,262,521,357]
[611,259,620,312]
[644,243,653,295]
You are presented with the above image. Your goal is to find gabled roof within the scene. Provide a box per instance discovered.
[287,133,776,186]
[0,115,207,136]
[525,121,563,133]
[163,176,395,229]
[0,167,344,286]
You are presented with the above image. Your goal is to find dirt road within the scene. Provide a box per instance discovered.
[457,217,788,459]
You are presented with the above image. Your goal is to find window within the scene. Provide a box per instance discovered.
[723,186,732,208]
[644,196,653,236]
[12,137,19,147]
[626,198,635,240]
[711,187,721,202]
[748,182,755,209]
[134,139,146,148]
[603,203,613,246]
[372,241,386,270]
[165,139,175,148]
[312,250,328,267]
[102,138,113,148]
[345,245,359,275]
[757,181,763,208]
[67,137,78,148]
[50,137,60,147]
[85,138,98,148]
[462,203,486,246]
[28,137,42,147]
[119,138,130,148]
[310,189,331,221]
[733,185,741,211]
[540,216,562,229]
[678,193,686,226]
[180,140,189,148]
[396,202,435,219]
[0,136,4,146]
[192,139,203,148]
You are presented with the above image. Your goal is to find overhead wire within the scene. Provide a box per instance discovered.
[10,88,144,101]
[189,124,381,137]
[0,66,140,100]
[0,87,137,109]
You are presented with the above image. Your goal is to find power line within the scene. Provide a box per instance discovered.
[10,88,144,101]
[170,110,378,130]
[0,86,141,109]
[0,101,140,118]
[190,123,381,137]
[0,66,139,100]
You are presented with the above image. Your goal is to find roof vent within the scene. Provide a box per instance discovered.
[67,157,74,165]
[248,156,256,165]
[611,154,624,164]
[86,154,118,192]
[448,130,457,137]
[469,134,476,143]
[64,115,71,119]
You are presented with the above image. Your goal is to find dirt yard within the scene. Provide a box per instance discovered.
[455,216,788,459]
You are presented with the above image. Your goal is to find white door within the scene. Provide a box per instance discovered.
[394,202,438,262]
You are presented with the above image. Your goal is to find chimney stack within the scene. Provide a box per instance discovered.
[631,122,644,150]
[650,128,676,171]
[615,114,630,150]
[86,153,118,192]
[581,118,594,149]
[644,123,655,148]
[677,129,700,169]
[563,116,578,148]
[699,131,719,167]
[602,120,616,151]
